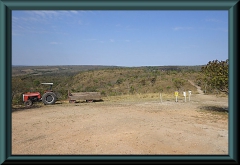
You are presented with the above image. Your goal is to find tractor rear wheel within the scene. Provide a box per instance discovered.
[42,92,57,105]
[24,100,33,107]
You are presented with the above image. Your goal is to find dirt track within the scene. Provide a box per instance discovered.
[12,91,228,155]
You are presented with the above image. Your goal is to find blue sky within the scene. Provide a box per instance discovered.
[12,10,228,66]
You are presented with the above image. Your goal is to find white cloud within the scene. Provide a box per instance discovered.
[31,11,60,18]
[24,10,80,20]
[110,39,115,42]
[205,19,226,23]
[13,10,83,36]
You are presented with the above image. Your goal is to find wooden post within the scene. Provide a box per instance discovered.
[160,93,162,103]
[188,91,191,101]
[183,92,186,102]
[175,91,178,102]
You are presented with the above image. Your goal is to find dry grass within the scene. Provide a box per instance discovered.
[103,92,182,103]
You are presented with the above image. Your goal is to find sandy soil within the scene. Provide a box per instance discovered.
[12,91,228,155]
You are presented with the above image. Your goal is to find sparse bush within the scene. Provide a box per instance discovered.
[140,79,146,86]
[129,86,135,94]
[101,90,106,96]
[84,86,97,92]
[170,71,178,75]
[116,78,124,85]
[33,80,40,87]
[166,86,171,92]
[107,81,113,87]
[150,77,156,85]
[173,78,185,90]
[57,89,68,99]
[158,87,164,92]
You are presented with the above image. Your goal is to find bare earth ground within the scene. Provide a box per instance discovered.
[12,91,228,155]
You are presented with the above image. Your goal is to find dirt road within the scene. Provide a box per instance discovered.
[12,90,228,155]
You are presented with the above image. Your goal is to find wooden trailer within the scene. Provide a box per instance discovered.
[68,90,102,103]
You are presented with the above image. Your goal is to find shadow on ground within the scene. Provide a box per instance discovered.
[12,105,43,112]
[199,105,228,113]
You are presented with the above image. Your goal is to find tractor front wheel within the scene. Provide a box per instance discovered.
[24,100,33,107]
[42,92,57,105]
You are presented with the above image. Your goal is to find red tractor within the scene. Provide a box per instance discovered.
[22,83,57,107]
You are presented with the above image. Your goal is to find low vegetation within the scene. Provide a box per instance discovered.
[12,61,228,106]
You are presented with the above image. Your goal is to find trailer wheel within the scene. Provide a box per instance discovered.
[69,100,76,103]
[24,100,33,107]
[42,92,57,105]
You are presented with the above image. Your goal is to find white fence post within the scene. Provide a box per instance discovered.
[188,91,192,101]
[160,93,162,103]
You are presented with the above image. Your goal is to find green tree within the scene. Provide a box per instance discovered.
[201,59,228,94]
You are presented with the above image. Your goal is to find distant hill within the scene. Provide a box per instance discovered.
[12,65,204,76]
[12,65,122,76]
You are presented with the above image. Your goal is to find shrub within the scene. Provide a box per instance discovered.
[116,78,124,85]
[84,86,97,92]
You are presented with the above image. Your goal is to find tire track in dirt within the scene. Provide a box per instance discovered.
[188,80,204,95]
